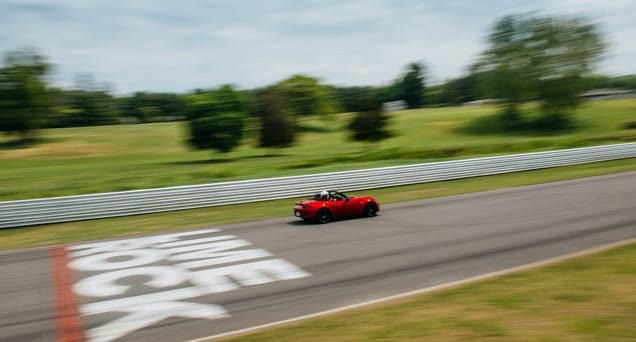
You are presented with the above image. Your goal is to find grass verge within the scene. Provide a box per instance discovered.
[1,99,635,200]
[1,157,634,251]
[219,241,636,341]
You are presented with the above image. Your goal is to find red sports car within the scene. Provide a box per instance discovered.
[293,190,380,223]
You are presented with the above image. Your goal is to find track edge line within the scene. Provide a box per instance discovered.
[187,237,636,342]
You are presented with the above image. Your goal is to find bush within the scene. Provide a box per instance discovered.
[622,120,636,129]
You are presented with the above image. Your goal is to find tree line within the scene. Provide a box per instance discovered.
[0,50,404,153]
[2,13,630,155]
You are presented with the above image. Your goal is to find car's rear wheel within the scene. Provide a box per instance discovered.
[364,203,378,217]
[317,209,332,224]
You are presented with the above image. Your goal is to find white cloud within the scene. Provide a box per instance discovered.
[1,0,634,94]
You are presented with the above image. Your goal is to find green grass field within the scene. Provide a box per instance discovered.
[1,99,635,201]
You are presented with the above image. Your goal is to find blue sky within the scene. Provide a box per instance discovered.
[1,0,634,95]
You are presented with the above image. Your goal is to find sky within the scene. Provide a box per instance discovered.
[1,0,634,95]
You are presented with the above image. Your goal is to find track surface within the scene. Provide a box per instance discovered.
[1,171,635,342]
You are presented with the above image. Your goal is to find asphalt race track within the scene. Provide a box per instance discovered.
[1,171,635,342]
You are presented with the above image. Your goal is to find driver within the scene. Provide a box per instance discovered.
[319,190,329,200]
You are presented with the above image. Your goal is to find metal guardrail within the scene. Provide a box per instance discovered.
[1,142,635,228]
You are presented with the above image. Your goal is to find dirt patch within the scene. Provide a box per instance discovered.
[0,141,107,159]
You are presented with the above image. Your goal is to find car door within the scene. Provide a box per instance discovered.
[330,198,349,218]
[330,192,356,217]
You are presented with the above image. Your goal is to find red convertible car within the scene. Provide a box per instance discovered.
[293,190,379,223]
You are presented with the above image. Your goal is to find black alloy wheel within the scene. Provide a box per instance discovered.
[317,209,332,224]
[364,203,378,217]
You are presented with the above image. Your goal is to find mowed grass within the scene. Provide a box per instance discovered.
[219,241,636,342]
[1,99,635,200]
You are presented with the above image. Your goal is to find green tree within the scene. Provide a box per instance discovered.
[347,95,392,144]
[376,79,403,104]
[183,84,246,121]
[529,16,604,128]
[257,89,295,149]
[476,14,605,128]
[439,75,482,105]
[333,86,379,113]
[185,85,246,155]
[214,84,245,113]
[274,75,339,117]
[474,15,534,122]
[183,92,217,121]
[0,49,50,140]
[67,90,118,126]
[188,112,244,154]
[583,74,636,91]
[119,92,185,123]
[607,75,636,90]
[401,62,426,109]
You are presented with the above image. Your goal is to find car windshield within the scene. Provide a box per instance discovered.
[330,191,347,200]
[313,192,328,200]
[312,191,347,201]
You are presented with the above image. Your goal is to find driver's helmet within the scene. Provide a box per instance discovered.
[319,190,329,200]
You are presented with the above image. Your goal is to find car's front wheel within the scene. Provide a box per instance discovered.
[317,209,332,224]
[364,203,378,217]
